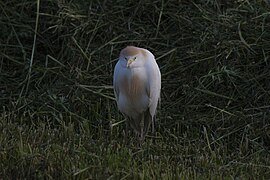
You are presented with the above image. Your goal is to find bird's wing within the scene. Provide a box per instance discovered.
[113,61,121,101]
[146,56,161,117]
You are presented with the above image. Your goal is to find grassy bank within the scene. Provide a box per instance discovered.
[1,0,270,178]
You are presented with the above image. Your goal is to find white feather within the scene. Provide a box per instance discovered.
[113,46,161,138]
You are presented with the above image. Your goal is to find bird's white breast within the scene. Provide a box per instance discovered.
[116,66,149,119]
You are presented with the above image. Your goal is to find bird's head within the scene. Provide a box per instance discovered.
[119,46,147,68]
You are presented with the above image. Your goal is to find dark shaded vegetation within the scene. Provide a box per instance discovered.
[1,0,270,178]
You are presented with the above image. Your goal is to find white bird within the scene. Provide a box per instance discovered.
[113,46,161,143]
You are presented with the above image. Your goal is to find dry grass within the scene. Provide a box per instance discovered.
[1,0,270,178]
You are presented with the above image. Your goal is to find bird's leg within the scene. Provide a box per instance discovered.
[152,119,155,134]
[124,117,129,145]
[140,113,145,145]
[152,115,156,134]
[143,110,151,137]
[124,121,128,144]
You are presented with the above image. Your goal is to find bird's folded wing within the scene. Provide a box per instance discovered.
[113,62,121,101]
[147,62,161,116]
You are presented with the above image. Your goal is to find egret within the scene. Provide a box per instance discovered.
[113,46,161,143]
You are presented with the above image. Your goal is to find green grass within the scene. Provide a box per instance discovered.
[1,111,269,179]
[1,0,270,178]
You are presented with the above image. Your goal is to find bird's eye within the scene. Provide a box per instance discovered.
[134,57,137,60]
[124,57,128,60]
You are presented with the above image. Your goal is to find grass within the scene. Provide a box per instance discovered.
[1,0,270,178]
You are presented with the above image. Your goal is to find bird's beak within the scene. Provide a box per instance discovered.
[127,59,134,68]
